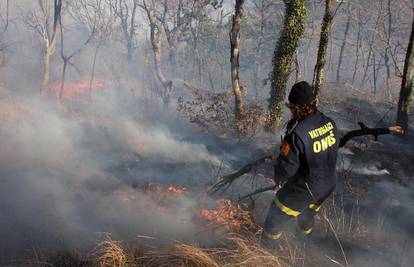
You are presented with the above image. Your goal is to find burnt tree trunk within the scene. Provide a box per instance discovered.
[336,2,350,82]
[268,0,306,128]
[230,0,245,132]
[313,0,334,97]
[396,10,414,134]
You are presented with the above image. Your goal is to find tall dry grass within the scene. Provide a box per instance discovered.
[91,233,288,267]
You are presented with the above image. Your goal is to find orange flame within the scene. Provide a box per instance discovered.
[198,199,257,232]
[116,184,188,212]
[49,81,104,101]
[167,185,188,194]
[199,199,239,225]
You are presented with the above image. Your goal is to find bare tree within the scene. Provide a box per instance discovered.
[360,2,384,90]
[157,0,183,66]
[336,1,350,82]
[268,0,306,128]
[397,7,414,134]
[249,0,278,100]
[351,4,364,85]
[313,0,334,97]
[24,0,62,95]
[68,0,116,92]
[58,8,95,100]
[110,0,139,63]
[230,0,245,132]
[140,0,173,107]
[384,0,393,97]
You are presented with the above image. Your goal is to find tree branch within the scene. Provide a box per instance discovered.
[208,155,273,195]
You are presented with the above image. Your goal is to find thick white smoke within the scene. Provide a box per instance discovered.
[0,97,224,260]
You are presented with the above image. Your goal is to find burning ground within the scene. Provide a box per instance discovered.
[0,91,227,261]
[0,84,413,267]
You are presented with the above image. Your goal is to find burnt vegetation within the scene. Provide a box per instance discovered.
[0,0,413,267]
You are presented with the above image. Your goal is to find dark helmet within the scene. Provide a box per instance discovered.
[288,81,315,106]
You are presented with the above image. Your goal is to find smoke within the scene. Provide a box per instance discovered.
[354,165,390,176]
[346,180,414,267]
[108,118,221,165]
[0,95,226,261]
[337,149,391,176]
[334,143,414,267]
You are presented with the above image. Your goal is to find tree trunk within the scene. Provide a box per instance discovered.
[89,41,102,97]
[147,8,173,107]
[396,11,414,134]
[59,58,68,100]
[372,53,378,95]
[352,8,362,84]
[268,0,307,129]
[230,0,245,132]
[336,2,351,82]
[313,0,334,97]
[41,46,53,95]
[40,0,62,95]
[294,51,301,82]
[384,0,392,99]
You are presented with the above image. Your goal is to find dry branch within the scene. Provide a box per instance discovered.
[208,155,273,196]
[209,123,403,196]
[338,122,402,147]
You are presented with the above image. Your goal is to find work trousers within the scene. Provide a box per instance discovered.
[261,195,320,249]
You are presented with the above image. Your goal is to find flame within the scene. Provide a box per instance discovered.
[198,199,258,233]
[115,182,257,233]
[199,199,240,225]
[167,185,187,194]
[116,184,187,210]
[48,81,104,101]
[139,183,187,195]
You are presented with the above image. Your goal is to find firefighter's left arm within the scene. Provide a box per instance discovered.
[273,132,304,182]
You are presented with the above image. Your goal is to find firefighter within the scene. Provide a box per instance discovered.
[261,81,339,249]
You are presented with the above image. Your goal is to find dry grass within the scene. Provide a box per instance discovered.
[92,234,128,267]
[139,243,221,267]
[17,191,381,267]
[220,235,287,267]
[91,233,288,267]
[20,233,290,267]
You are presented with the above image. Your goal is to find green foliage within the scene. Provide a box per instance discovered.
[268,0,307,129]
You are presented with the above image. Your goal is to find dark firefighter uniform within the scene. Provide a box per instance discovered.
[261,85,339,248]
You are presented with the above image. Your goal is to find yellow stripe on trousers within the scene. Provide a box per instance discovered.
[264,231,283,240]
[302,228,313,235]
[308,203,321,212]
[274,198,301,217]
[274,198,320,216]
